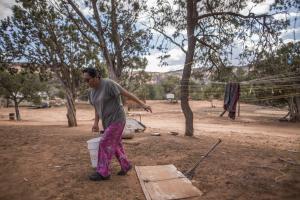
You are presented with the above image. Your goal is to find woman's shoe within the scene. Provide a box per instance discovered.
[117,165,132,176]
[89,172,110,181]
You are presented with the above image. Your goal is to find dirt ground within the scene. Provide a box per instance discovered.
[0,100,299,200]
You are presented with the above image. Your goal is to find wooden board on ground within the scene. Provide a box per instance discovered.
[135,165,203,200]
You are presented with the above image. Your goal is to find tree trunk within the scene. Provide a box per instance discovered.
[65,89,77,127]
[111,0,123,79]
[13,99,21,121]
[55,70,78,127]
[6,97,9,108]
[181,0,197,136]
[289,96,300,122]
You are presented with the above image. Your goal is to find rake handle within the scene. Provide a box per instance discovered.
[185,138,222,179]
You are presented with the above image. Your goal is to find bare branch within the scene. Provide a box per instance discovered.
[197,12,269,21]
[65,7,99,46]
[91,0,104,36]
[195,37,217,52]
[145,23,187,54]
[66,0,98,35]
[17,96,26,104]
[89,0,117,80]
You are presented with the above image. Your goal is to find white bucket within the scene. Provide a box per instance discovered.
[87,137,102,168]
[122,128,135,139]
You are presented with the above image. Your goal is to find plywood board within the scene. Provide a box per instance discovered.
[135,165,203,200]
[136,165,185,182]
[145,178,203,200]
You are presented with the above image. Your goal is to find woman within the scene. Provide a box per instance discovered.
[82,67,152,181]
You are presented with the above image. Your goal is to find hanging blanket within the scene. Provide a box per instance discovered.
[223,82,240,119]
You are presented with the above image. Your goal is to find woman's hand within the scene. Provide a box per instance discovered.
[143,104,152,113]
[92,124,99,132]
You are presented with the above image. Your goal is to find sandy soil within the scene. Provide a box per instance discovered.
[0,100,299,200]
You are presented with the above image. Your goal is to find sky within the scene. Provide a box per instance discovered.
[0,0,15,20]
[1,0,299,72]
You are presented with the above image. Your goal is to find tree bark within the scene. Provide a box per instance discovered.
[6,97,9,108]
[111,0,123,78]
[13,99,21,121]
[65,89,77,127]
[55,69,77,127]
[289,96,300,122]
[181,0,197,136]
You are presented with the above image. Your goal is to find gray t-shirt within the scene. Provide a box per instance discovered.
[89,79,126,129]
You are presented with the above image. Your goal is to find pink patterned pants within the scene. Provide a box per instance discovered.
[96,121,131,177]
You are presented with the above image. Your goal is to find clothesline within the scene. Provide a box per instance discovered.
[172,72,300,86]
[240,72,300,82]
[175,78,300,87]
[187,90,300,96]
[187,93,300,102]
[178,84,300,89]
[167,73,300,103]
[184,83,300,88]
[241,77,300,84]
[241,93,300,101]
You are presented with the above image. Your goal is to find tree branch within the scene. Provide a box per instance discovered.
[66,0,99,35]
[17,96,25,104]
[197,12,269,21]
[195,37,217,52]
[64,5,100,46]
[148,24,187,54]
[89,0,117,80]
[91,0,104,37]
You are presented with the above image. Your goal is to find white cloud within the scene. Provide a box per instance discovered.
[146,0,157,7]
[283,38,300,43]
[240,0,275,15]
[145,53,161,72]
[81,7,93,16]
[145,47,186,72]
[167,47,185,63]
[165,26,176,35]
[281,27,300,40]
[290,13,300,17]
[273,13,288,20]
[274,12,300,20]
[0,0,16,20]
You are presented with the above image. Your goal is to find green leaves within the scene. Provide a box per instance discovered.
[0,69,48,103]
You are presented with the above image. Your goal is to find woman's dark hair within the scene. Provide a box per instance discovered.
[82,67,99,78]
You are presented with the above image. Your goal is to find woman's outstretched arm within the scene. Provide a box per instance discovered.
[120,88,152,113]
